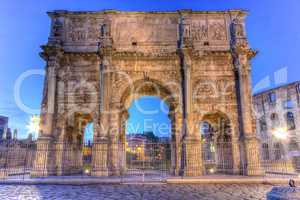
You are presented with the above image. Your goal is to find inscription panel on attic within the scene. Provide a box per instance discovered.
[51,11,231,53]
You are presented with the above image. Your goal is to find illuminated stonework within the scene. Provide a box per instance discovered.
[31,9,262,177]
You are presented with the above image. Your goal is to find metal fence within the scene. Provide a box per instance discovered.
[0,140,299,181]
[0,141,36,179]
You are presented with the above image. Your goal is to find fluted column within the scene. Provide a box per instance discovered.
[178,13,203,176]
[91,137,109,176]
[236,59,263,176]
[181,51,203,176]
[92,110,109,176]
[183,114,203,176]
[91,56,110,176]
[31,137,54,177]
[171,113,182,175]
[119,109,128,175]
[32,46,62,177]
[230,13,263,176]
[108,102,121,176]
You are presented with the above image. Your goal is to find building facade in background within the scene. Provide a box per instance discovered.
[32,9,262,177]
[253,81,300,172]
[0,116,8,140]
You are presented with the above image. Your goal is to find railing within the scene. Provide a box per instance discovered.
[0,141,36,179]
[0,140,299,181]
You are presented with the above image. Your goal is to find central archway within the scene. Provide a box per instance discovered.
[125,96,172,177]
[117,79,180,177]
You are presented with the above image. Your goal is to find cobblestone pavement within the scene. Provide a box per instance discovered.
[0,184,274,200]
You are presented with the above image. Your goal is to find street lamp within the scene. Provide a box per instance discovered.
[272,127,288,140]
[26,115,40,140]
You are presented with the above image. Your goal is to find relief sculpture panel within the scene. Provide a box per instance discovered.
[191,19,208,41]
[193,77,236,105]
[66,17,103,43]
[112,16,178,46]
[190,16,229,49]
[208,20,227,41]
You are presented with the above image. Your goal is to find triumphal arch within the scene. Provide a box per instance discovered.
[32,9,263,177]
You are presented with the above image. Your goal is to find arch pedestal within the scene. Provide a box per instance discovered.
[183,136,203,176]
[91,138,109,177]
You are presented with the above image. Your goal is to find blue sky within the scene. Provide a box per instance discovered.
[0,0,299,139]
[126,97,171,137]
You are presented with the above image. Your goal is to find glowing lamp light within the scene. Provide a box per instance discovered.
[26,115,40,139]
[84,169,90,174]
[209,168,215,174]
[272,127,288,140]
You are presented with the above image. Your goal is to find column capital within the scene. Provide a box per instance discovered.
[40,45,64,61]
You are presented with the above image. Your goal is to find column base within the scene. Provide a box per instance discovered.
[183,136,203,177]
[91,138,109,177]
[92,169,109,177]
[0,169,7,179]
[31,136,55,177]
[245,168,265,176]
[184,169,203,177]
[109,169,121,176]
[243,137,264,176]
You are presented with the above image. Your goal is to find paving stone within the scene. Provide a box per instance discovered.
[0,184,276,200]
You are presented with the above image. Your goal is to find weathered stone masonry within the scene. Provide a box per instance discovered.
[32,9,263,177]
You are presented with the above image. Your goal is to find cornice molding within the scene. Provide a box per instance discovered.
[47,9,248,17]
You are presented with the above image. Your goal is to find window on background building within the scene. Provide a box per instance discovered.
[256,102,263,112]
[270,113,279,130]
[286,112,296,130]
[274,143,283,160]
[289,140,299,151]
[283,99,294,109]
[262,143,270,160]
[268,92,276,104]
[259,117,268,133]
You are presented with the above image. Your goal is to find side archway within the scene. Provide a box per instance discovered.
[200,111,234,174]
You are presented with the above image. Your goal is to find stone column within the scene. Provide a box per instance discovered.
[231,136,241,174]
[228,116,241,175]
[55,141,64,176]
[31,136,55,177]
[230,14,263,176]
[32,46,62,177]
[171,113,182,176]
[91,52,111,177]
[233,33,263,176]
[91,111,109,176]
[177,24,203,177]
[183,115,203,176]
[181,50,203,176]
[119,109,128,175]
[236,59,264,175]
[91,136,109,176]
[92,45,112,176]
[108,102,121,176]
